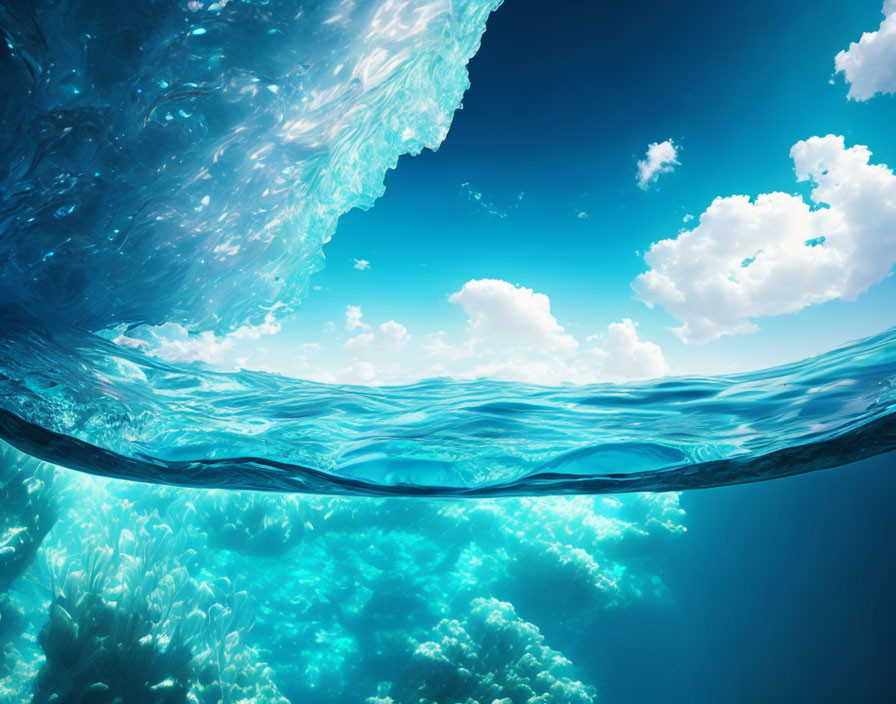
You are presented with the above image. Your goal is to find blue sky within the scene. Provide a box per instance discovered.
[151,0,896,383]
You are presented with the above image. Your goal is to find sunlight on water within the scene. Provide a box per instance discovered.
[1,304,894,494]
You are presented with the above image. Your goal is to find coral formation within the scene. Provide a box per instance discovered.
[0,447,59,592]
[374,598,595,704]
[0,442,686,703]
[1,446,60,696]
[31,473,288,704]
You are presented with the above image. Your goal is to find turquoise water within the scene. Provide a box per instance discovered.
[2,1,895,701]
[3,443,895,702]
[2,304,895,495]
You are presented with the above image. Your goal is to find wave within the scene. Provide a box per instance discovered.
[0,0,500,333]
[1,303,894,495]
[2,1,894,496]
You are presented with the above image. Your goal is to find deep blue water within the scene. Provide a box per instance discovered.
[555,451,896,704]
[2,1,895,702]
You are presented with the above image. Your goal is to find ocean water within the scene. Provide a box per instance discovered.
[1,1,895,702]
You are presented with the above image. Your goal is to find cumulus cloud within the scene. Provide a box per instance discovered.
[319,282,669,384]
[448,278,578,354]
[333,316,411,383]
[345,304,369,331]
[588,319,669,381]
[835,1,896,100]
[441,280,667,384]
[117,312,282,366]
[130,283,668,386]
[637,139,679,189]
[633,135,896,343]
[352,258,370,270]
[345,320,410,355]
[456,317,667,385]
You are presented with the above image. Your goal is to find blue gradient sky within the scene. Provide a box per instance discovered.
[255,0,896,380]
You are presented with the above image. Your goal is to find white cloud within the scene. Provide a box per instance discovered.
[353,258,371,270]
[835,1,896,100]
[345,320,409,355]
[458,318,667,385]
[128,282,668,387]
[119,312,282,366]
[587,319,669,382]
[448,278,578,354]
[633,135,896,343]
[421,331,475,362]
[438,279,666,384]
[345,304,369,331]
[637,140,679,190]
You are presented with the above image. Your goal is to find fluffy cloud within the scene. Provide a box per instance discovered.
[633,135,896,343]
[588,319,669,381]
[456,317,667,385]
[440,280,667,383]
[345,319,410,355]
[353,258,371,270]
[336,310,410,382]
[126,284,668,386]
[637,140,679,189]
[345,304,369,331]
[116,312,282,365]
[835,1,896,100]
[448,278,578,354]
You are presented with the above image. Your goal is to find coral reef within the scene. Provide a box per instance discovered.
[196,492,309,556]
[0,449,686,703]
[373,597,595,704]
[185,493,684,702]
[1,445,60,696]
[0,446,59,592]
[32,479,289,704]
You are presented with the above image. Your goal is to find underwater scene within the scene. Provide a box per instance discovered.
[2,0,896,702]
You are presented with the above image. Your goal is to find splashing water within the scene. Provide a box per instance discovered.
[1,0,894,496]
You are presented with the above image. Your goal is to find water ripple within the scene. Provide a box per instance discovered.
[1,305,893,496]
